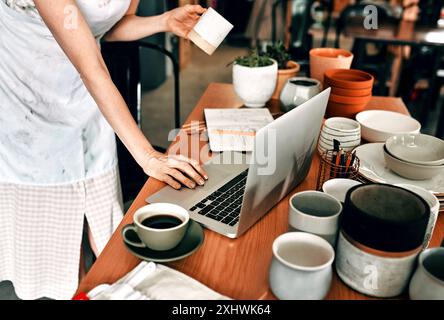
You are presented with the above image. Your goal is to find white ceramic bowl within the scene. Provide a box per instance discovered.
[322,179,362,203]
[356,110,421,143]
[318,117,361,154]
[386,134,444,166]
[383,145,444,180]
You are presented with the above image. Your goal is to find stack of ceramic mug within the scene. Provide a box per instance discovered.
[336,184,430,298]
[324,69,374,119]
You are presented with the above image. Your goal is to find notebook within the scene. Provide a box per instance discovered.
[204,108,274,152]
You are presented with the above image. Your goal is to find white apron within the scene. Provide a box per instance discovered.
[0,0,131,299]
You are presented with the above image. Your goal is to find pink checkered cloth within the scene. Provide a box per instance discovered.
[0,167,124,300]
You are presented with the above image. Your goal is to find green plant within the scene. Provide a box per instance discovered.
[232,50,274,68]
[265,41,291,69]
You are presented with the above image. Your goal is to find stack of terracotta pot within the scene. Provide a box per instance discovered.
[325,69,374,119]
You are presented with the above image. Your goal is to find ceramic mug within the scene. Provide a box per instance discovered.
[409,247,444,300]
[318,117,361,155]
[288,191,342,247]
[188,7,233,55]
[122,203,190,251]
[279,77,322,111]
[269,232,335,300]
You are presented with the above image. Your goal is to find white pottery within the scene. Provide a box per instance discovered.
[288,191,342,247]
[233,60,278,108]
[383,145,444,180]
[269,232,334,300]
[356,110,421,143]
[386,134,444,166]
[335,231,420,298]
[322,179,362,203]
[409,247,444,300]
[318,117,361,154]
[396,184,440,249]
[279,77,322,111]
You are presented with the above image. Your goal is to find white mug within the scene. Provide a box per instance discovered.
[288,191,342,247]
[188,7,233,55]
[122,203,189,251]
[269,232,335,300]
[409,247,444,300]
[280,77,322,111]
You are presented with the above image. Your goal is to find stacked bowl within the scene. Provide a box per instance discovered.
[324,69,374,119]
[383,134,444,180]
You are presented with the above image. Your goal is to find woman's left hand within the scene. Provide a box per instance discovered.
[164,4,206,39]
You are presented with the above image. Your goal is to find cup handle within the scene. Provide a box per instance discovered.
[122,224,146,248]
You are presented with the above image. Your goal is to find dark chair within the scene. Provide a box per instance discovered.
[272,0,315,75]
[101,41,180,203]
[334,3,395,95]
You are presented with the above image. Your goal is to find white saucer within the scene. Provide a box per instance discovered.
[354,143,444,195]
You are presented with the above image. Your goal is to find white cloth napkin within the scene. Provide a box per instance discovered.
[88,262,230,300]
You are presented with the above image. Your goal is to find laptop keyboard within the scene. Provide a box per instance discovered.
[189,169,249,227]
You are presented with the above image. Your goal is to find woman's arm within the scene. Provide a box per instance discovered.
[104,0,205,42]
[33,0,207,189]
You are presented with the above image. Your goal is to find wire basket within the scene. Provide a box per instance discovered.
[316,150,361,191]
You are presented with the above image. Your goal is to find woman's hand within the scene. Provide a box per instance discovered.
[163,4,206,39]
[143,151,208,190]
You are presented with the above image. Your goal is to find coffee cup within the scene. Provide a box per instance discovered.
[409,247,444,300]
[288,191,342,247]
[122,203,190,251]
[188,7,233,56]
[269,232,335,300]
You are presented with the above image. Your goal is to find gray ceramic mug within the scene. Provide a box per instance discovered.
[288,191,343,247]
[269,232,335,300]
[409,247,444,300]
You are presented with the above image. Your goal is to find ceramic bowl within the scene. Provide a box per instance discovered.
[386,134,444,166]
[383,145,444,180]
[326,100,369,119]
[330,86,373,97]
[356,110,421,142]
[324,69,374,89]
[318,117,361,154]
[322,179,362,203]
[329,93,372,105]
[342,184,430,252]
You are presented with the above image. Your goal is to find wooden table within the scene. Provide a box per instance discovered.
[77,83,444,300]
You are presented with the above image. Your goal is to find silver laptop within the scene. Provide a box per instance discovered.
[147,89,330,238]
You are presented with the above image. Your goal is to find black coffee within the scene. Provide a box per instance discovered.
[290,79,317,87]
[141,215,182,229]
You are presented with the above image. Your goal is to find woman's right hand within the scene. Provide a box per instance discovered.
[143,151,208,190]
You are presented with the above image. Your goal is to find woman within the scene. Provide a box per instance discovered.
[0,0,208,300]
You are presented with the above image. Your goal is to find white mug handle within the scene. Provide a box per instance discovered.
[122,224,146,248]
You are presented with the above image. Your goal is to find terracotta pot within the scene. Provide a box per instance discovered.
[309,48,353,87]
[325,69,374,90]
[326,101,369,119]
[329,93,372,105]
[272,61,300,100]
[329,86,373,97]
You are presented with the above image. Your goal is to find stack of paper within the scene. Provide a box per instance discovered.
[204,108,274,152]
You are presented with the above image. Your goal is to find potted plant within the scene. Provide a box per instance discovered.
[232,50,278,108]
[265,41,300,100]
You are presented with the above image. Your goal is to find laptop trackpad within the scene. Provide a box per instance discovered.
[146,162,241,209]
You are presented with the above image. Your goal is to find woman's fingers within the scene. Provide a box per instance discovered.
[176,155,208,180]
[173,162,205,186]
[186,4,206,15]
[167,168,196,189]
[161,174,181,190]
